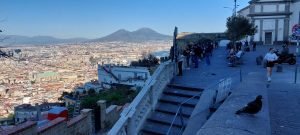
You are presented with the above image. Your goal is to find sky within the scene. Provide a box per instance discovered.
[0,0,249,39]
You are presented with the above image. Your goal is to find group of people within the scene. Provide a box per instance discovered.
[177,42,216,76]
[175,39,291,82]
[227,48,244,66]
[227,41,257,52]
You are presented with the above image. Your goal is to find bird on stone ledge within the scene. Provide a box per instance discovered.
[236,95,263,115]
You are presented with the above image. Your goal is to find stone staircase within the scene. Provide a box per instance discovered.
[141,84,203,135]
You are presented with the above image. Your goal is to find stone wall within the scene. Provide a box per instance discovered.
[105,105,119,128]
[67,109,93,135]
[0,109,93,135]
[38,117,66,135]
[1,121,37,135]
[97,100,121,129]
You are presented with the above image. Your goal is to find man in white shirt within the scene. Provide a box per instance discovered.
[236,50,243,58]
[264,48,278,82]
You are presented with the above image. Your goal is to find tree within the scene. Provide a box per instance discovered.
[58,91,72,101]
[225,15,257,42]
[82,90,87,95]
[130,54,159,67]
[88,88,96,95]
[75,91,80,98]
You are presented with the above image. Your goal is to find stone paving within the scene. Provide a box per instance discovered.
[268,83,300,135]
[169,45,300,135]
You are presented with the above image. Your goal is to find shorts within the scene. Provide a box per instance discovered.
[266,61,274,67]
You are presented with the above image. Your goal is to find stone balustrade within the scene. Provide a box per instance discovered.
[108,61,176,135]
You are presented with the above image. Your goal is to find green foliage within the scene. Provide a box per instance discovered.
[75,91,80,96]
[14,49,21,54]
[7,113,14,119]
[80,87,139,109]
[131,54,159,67]
[82,90,87,94]
[88,89,96,95]
[225,15,257,41]
[58,91,73,101]
[89,56,99,66]
[67,106,74,118]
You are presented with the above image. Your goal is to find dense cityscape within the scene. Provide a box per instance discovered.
[0,40,171,118]
[0,0,300,134]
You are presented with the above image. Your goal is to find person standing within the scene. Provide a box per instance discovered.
[264,48,278,82]
[194,45,202,68]
[177,54,184,76]
[205,46,211,66]
[252,42,256,51]
[183,48,191,69]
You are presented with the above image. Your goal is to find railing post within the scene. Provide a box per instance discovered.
[295,64,298,84]
[179,107,185,134]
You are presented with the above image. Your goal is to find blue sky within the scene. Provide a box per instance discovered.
[0,0,249,39]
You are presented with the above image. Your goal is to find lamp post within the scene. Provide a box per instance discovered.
[224,5,239,16]
[234,0,237,17]
[224,0,239,50]
[224,7,235,16]
[233,0,238,50]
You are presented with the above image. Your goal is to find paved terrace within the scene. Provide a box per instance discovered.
[170,45,300,135]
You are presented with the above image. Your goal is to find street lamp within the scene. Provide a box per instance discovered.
[234,0,237,16]
[224,5,239,16]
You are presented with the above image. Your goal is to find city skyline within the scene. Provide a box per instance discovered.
[0,0,248,39]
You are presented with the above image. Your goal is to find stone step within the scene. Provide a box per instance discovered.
[147,111,189,127]
[159,94,198,107]
[167,84,203,92]
[142,121,182,135]
[156,102,194,117]
[164,88,201,98]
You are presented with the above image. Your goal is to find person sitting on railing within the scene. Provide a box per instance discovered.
[228,49,243,66]
[227,48,235,59]
[236,49,243,59]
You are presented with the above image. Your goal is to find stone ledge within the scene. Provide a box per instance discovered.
[196,73,271,135]
[0,121,37,135]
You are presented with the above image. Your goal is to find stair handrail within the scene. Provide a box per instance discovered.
[102,66,120,82]
[108,60,175,135]
[166,70,241,135]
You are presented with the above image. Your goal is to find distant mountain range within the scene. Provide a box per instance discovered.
[0,35,88,46]
[0,28,171,46]
[90,28,171,42]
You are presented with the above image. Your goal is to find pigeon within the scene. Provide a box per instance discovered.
[236,95,262,115]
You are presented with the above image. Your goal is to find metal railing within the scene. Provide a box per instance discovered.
[166,70,242,135]
[294,64,299,84]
